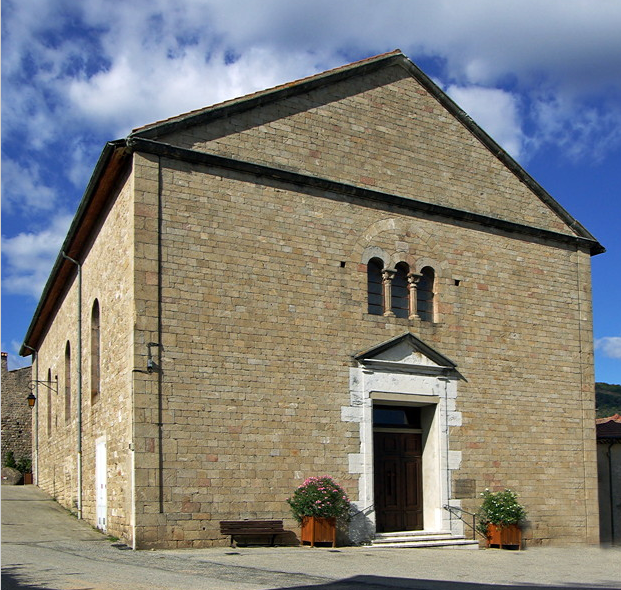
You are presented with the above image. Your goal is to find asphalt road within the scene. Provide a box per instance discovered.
[2,485,620,590]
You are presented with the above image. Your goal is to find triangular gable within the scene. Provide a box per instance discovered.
[354,332,457,374]
[130,51,601,247]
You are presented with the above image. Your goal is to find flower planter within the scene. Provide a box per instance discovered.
[301,516,336,547]
[486,523,522,549]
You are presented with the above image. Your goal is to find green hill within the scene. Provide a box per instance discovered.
[595,382,621,418]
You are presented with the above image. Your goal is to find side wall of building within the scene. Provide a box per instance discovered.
[33,170,136,542]
[1,354,33,467]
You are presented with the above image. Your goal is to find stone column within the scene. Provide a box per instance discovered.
[382,269,395,317]
[407,273,422,320]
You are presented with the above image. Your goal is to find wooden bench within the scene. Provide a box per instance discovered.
[219,520,285,547]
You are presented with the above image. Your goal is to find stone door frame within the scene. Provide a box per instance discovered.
[343,333,464,543]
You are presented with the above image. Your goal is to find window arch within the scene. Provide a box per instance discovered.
[367,258,384,315]
[65,341,71,424]
[391,262,409,318]
[91,299,101,401]
[416,266,435,322]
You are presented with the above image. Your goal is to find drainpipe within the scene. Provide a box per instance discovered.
[62,253,83,520]
[23,345,38,485]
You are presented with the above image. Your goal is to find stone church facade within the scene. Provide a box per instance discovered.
[21,51,603,548]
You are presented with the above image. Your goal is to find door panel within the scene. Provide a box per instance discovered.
[374,431,423,532]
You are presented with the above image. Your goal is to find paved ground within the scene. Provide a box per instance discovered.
[2,485,620,590]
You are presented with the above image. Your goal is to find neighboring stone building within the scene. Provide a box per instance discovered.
[1,352,33,466]
[596,414,621,545]
[20,51,604,549]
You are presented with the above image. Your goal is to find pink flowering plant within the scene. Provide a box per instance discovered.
[287,475,352,523]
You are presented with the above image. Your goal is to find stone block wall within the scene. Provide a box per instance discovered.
[128,141,598,547]
[32,172,135,542]
[126,66,599,547]
[1,353,32,466]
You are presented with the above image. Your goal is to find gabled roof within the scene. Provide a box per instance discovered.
[129,50,602,248]
[131,50,405,137]
[20,51,605,356]
[596,414,621,440]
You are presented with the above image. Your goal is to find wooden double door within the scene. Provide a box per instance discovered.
[374,431,423,533]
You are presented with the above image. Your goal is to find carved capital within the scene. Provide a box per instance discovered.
[381,269,396,283]
[407,272,423,286]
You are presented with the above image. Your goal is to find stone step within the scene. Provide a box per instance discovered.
[369,538,480,549]
[374,530,453,539]
[370,530,479,549]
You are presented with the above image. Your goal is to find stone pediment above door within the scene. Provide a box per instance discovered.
[354,332,457,376]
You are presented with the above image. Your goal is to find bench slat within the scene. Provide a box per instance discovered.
[219,520,285,546]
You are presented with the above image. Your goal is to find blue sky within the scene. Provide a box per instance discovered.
[2,0,620,384]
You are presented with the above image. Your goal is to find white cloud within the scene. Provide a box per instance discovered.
[9,344,33,370]
[1,214,73,299]
[595,337,621,360]
[444,85,526,159]
[1,159,58,213]
[3,0,621,161]
[67,47,323,138]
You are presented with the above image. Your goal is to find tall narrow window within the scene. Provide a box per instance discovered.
[391,262,409,318]
[47,368,52,436]
[65,341,71,424]
[417,266,435,322]
[91,299,101,401]
[367,258,384,315]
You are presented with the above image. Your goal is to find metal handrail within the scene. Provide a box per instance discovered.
[443,504,482,540]
[349,504,374,519]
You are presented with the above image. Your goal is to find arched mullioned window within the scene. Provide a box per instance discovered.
[91,299,101,401]
[417,266,435,322]
[47,368,52,436]
[65,341,71,424]
[391,262,410,318]
[367,258,384,315]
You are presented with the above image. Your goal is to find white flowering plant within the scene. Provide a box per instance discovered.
[476,488,526,534]
[286,475,352,523]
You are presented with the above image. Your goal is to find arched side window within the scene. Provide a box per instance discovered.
[91,299,101,401]
[367,258,384,315]
[47,368,52,436]
[416,266,435,322]
[65,341,71,424]
[391,262,409,318]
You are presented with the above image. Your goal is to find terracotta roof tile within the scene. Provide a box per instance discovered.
[596,414,621,439]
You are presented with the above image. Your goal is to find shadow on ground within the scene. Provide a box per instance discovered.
[269,575,619,590]
[1,565,94,590]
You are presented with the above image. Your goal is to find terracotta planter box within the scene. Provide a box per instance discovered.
[300,516,336,547]
[486,523,522,549]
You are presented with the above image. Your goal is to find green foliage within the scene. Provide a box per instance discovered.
[287,475,352,523]
[3,452,32,473]
[3,451,17,469]
[596,382,621,418]
[16,456,32,474]
[476,489,526,534]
